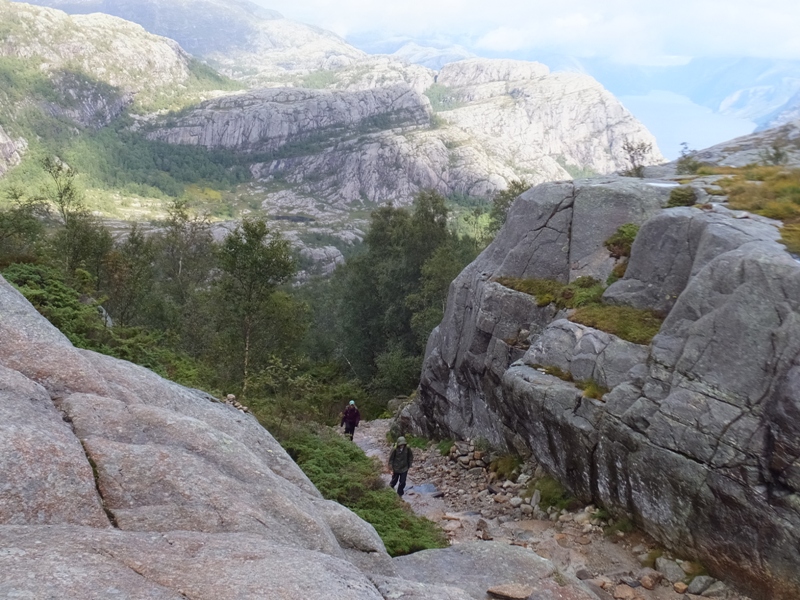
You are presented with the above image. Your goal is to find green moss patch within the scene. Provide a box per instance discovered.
[667,186,698,208]
[495,276,604,309]
[570,305,664,345]
[604,223,640,258]
[281,428,447,556]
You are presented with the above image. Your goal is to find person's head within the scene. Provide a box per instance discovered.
[396,436,406,447]
[349,400,355,406]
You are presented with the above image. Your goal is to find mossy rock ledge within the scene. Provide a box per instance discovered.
[403,178,800,600]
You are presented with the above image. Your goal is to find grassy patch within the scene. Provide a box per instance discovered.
[300,70,338,89]
[495,276,604,309]
[570,305,664,345]
[604,223,640,258]
[424,84,464,112]
[541,365,573,382]
[281,427,447,556]
[490,454,522,481]
[699,166,800,254]
[576,379,609,400]
[606,259,629,285]
[436,439,454,456]
[667,186,698,208]
[605,516,635,536]
[531,475,575,510]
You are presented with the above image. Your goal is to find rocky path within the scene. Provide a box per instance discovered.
[354,419,748,600]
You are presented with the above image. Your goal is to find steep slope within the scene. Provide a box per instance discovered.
[146,58,663,210]
[24,0,366,86]
[1,270,608,600]
[0,0,217,110]
[401,171,800,599]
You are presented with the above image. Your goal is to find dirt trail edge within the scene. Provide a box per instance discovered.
[353,419,749,600]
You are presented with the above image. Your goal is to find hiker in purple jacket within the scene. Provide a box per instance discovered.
[341,400,361,440]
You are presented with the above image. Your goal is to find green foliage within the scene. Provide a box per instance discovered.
[604,223,640,258]
[570,305,664,345]
[436,439,454,456]
[621,139,652,178]
[576,379,610,400]
[495,276,604,309]
[403,435,429,450]
[473,437,490,452]
[280,428,447,556]
[542,365,573,382]
[490,454,522,481]
[532,475,575,510]
[488,180,531,234]
[675,142,702,175]
[667,186,698,208]
[704,166,800,254]
[0,194,46,266]
[424,83,463,112]
[300,70,338,89]
[606,260,629,285]
[605,517,635,536]
[330,190,475,395]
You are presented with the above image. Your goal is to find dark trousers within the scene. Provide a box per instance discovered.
[344,422,356,440]
[390,471,408,496]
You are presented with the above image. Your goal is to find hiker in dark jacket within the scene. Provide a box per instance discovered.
[388,436,413,497]
[341,400,361,440]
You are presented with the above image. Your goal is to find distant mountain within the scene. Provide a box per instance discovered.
[390,42,474,71]
[23,0,366,85]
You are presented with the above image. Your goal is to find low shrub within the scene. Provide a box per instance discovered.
[570,305,664,345]
[667,186,697,208]
[576,379,610,400]
[781,224,800,254]
[606,260,629,285]
[532,475,576,510]
[490,454,522,481]
[604,223,640,258]
[542,365,573,382]
[495,276,604,309]
[605,516,635,536]
[436,439,454,456]
[281,427,447,556]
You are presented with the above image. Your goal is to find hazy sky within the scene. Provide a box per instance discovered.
[263,0,800,66]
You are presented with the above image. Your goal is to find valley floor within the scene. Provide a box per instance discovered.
[353,419,751,600]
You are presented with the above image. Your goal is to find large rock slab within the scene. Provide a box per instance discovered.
[603,205,783,312]
[411,178,668,447]
[410,177,800,599]
[0,526,384,600]
[522,319,648,389]
[394,541,595,600]
[2,274,426,596]
[0,366,108,527]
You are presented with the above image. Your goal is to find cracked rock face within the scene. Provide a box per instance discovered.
[0,1,195,106]
[146,58,664,208]
[0,126,25,176]
[0,274,393,598]
[2,273,590,599]
[405,178,800,599]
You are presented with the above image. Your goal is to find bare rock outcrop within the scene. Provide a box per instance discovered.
[146,84,431,152]
[405,177,800,599]
[0,125,25,176]
[0,0,205,110]
[0,274,392,597]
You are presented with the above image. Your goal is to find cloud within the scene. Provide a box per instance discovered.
[260,0,800,64]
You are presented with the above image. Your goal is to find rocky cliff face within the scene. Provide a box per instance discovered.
[147,58,663,207]
[0,0,198,108]
[25,0,366,86]
[0,125,25,176]
[404,176,800,599]
[0,269,606,599]
[0,273,393,597]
